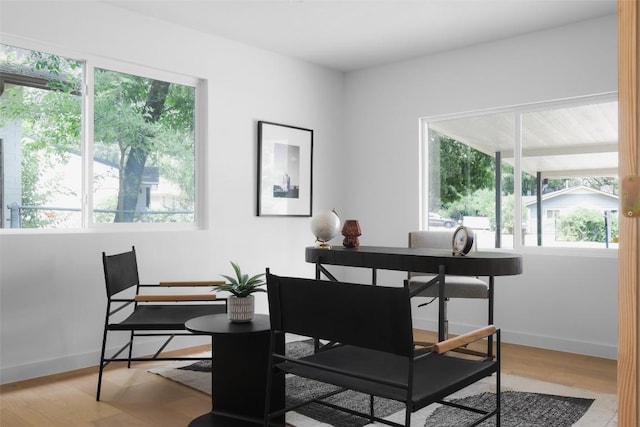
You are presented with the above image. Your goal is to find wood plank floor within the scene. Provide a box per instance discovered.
[0,330,616,427]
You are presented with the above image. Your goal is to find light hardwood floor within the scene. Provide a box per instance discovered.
[0,330,616,427]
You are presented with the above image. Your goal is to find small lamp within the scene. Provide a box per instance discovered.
[341,220,362,248]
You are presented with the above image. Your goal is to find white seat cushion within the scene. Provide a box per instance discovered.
[408,230,488,299]
[409,275,489,299]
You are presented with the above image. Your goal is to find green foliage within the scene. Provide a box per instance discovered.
[435,133,495,206]
[445,190,525,233]
[20,145,79,228]
[0,83,81,155]
[447,187,494,218]
[93,69,155,163]
[216,262,266,298]
[500,166,537,196]
[558,208,618,242]
[20,148,53,228]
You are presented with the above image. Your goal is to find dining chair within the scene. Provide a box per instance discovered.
[97,246,227,400]
[408,230,493,349]
[263,273,501,427]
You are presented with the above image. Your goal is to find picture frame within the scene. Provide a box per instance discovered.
[257,121,313,216]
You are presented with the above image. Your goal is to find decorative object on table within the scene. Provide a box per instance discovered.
[452,225,475,256]
[310,209,340,248]
[216,261,266,322]
[257,121,313,217]
[341,219,362,248]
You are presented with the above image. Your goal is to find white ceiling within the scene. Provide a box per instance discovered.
[102,0,618,177]
[103,0,617,72]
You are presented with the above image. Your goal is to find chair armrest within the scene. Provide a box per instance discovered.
[158,280,226,286]
[433,325,497,354]
[135,294,218,302]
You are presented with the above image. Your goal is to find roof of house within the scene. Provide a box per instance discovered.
[523,185,618,207]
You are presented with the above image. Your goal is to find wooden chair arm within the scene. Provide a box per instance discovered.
[158,280,226,287]
[135,294,217,302]
[433,325,497,354]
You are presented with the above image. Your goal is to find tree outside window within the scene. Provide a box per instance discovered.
[0,44,199,229]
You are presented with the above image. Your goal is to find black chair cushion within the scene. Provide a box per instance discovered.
[278,344,497,408]
[108,304,226,330]
[411,353,497,409]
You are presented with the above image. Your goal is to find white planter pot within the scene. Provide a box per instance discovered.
[227,295,255,323]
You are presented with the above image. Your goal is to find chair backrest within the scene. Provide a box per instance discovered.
[266,273,414,357]
[409,230,454,250]
[409,229,478,250]
[102,246,140,297]
[408,230,476,278]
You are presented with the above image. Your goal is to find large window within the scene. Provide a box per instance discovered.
[0,44,201,229]
[422,95,618,250]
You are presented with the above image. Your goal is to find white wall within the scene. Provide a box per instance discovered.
[341,15,618,358]
[0,1,346,384]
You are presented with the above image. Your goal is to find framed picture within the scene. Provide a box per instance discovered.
[257,121,313,216]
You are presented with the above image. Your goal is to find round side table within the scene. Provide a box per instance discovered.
[185,314,284,427]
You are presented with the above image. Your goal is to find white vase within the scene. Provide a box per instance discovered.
[227,295,255,323]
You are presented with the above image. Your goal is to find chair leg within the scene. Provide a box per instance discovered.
[96,328,109,401]
[127,331,134,368]
[96,365,104,401]
[405,401,411,426]
[496,329,501,426]
[443,297,449,339]
[263,333,276,427]
[369,395,375,421]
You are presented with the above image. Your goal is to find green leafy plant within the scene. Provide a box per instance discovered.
[217,261,266,298]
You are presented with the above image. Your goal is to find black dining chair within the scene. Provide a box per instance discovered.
[96,246,227,400]
[263,273,501,427]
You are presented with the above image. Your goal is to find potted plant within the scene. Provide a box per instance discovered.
[216,261,266,322]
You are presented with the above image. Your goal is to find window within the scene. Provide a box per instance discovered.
[546,209,559,220]
[421,95,618,250]
[0,44,201,229]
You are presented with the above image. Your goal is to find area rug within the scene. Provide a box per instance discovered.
[149,340,617,426]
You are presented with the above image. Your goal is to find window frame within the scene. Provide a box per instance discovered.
[420,92,619,257]
[0,37,207,233]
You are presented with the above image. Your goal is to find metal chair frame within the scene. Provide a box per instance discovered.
[408,230,494,351]
[96,246,227,400]
[263,273,501,427]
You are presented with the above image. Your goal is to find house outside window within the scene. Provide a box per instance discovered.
[0,44,202,229]
[421,94,618,251]
[546,209,560,220]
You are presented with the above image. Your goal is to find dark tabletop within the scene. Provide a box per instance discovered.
[306,245,522,277]
[185,313,271,335]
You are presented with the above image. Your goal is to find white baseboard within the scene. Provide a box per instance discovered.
[2,321,617,385]
[0,336,210,385]
[411,318,617,360]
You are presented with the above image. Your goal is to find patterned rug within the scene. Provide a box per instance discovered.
[149,339,618,426]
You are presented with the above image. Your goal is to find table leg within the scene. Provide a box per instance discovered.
[189,331,284,426]
[438,264,447,342]
[487,276,495,357]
